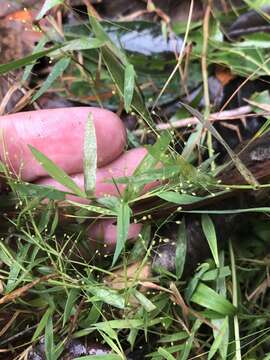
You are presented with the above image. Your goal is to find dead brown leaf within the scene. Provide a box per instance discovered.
[0,274,57,305]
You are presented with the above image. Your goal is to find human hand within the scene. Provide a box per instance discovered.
[0,107,147,249]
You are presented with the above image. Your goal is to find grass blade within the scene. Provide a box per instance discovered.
[87,286,125,309]
[124,64,136,112]
[29,145,86,198]
[50,37,105,56]
[158,347,176,360]
[180,101,259,187]
[74,356,121,360]
[83,114,97,196]
[158,192,204,204]
[134,290,156,312]
[37,0,64,20]
[0,47,60,75]
[201,214,220,268]
[191,283,236,315]
[32,57,71,102]
[63,288,80,326]
[23,37,48,81]
[208,319,228,360]
[112,202,131,266]
[32,307,53,341]
[45,314,55,360]
[175,218,187,279]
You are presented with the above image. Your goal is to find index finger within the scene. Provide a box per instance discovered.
[0,107,126,181]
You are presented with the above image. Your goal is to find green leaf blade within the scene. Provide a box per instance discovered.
[191,283,236,316]
[124,64,135,112]
[29,145,86,198]
[201,214,220,268]
[84,114,97,196]
[112,202,131,266]
[175,218,187,279]
[37,0,64,20]
[32,57,71,102]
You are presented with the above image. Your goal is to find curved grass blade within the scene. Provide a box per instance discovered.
[50,37,105,56]
[180,102,259,187]
[191,283,236,315]
[23,37,48,81]
[29,145,86,198]
[37,0,64,20]
[32,57,71,102]
[201,214,219,268]
[0,47,60,75]
[88,16,156,132]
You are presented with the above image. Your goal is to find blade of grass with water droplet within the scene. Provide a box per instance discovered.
[175,218,187,279]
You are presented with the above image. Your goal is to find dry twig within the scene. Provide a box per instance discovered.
[133,105,260,135]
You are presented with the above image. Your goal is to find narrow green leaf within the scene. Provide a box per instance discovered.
[208,319,228,360]
[63,288,80,326]
[37,0,64,20]
[87,286,125,309]
[185,263,210,302]
[180,101,259,186]
[191,283,236,315]
[96,319,143,330]
[13,182,66,201]
[32,57,70,102]
[74,355,121,360]
[179,320,201,360]
[83,114,97,196]
[134,290,156,312]
[45,314,55,360]
[201,266,231,281]
[23,37,48,81]
[124,64,135,112]
[32,307,53,341]
[29,145,86,198]
[50,37,105,56]
[5,244,30,293]
[158,347,176,360]
[201,214,220,268]
[67,201,116,216]
[158,192,204,205]
[159,332,188,343]
[175,218,187,279]
[0,47,60,75]
[88,15,127,64]
[112,202,131,266]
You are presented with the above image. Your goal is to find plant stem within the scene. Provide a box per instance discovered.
[229,239,242,360]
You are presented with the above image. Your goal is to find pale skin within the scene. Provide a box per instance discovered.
[0,107,148,247]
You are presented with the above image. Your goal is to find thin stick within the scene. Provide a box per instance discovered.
[133,105,257,135]
[151,0,194,110]
[229,240,242,360]
[201,1,213,165]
